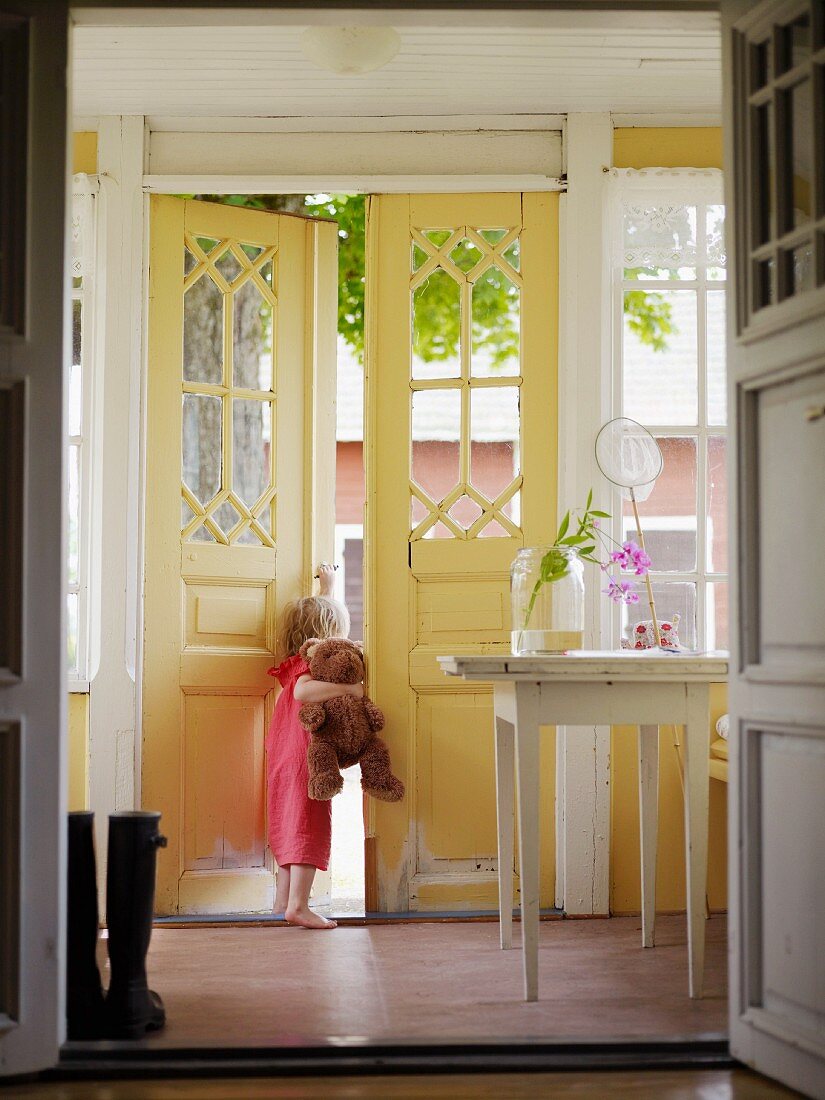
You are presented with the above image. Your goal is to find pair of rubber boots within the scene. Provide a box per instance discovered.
[67,810,167,1041]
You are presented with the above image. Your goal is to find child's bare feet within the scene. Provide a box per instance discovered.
[284,906,337,930]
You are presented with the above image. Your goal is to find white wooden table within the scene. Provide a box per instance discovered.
[438,650,729,1003]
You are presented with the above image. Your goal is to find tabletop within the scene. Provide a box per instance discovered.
[438,650,730,683]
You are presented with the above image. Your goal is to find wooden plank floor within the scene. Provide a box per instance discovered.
[96,914,728,1047]
[12,1068,799,1098]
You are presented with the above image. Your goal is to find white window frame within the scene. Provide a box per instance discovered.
[68,176,99,690]
[608,167,727,652]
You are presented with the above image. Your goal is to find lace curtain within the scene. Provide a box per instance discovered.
[610,168,726,273]
[72,175,96,282]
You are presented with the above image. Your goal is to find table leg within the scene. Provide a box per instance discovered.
[494,707,515,950]
[638,724,659,949]
[683,685,710,998]
[514,682,541,1002]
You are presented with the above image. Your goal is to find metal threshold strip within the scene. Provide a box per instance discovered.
[55,1037,732,1081]
[152,907,565,928]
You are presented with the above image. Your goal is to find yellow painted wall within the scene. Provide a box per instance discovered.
[73,131,98,175]
[66,132,97,816]
[613,127,723,171]
[68,693,89,811]
[610,126,727,914]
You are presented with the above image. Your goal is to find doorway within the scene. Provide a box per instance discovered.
[140,188,565,922]
[142,192,370,918]
[84,57,728,1065]
[129,180,729,1051]
[82,106,731,1095]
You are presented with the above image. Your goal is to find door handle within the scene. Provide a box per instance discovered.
[804,404,825,421]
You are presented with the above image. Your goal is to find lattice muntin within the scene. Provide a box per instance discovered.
[181,233,277,547]
[409,225,522,541]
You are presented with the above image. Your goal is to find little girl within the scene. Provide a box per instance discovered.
[266,565,359,930]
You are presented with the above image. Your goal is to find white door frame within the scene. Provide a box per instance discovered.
[556,113,614,914]
[84,116,148,912]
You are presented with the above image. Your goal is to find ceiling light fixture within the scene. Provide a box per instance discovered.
[299,26,401,75]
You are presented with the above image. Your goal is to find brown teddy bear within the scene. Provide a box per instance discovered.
[298,638,405,803]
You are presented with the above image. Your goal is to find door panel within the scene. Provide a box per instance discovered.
[144,197,337,915]
[416,691,499,864]
[182,694,267,871]
[0,2,68,1077]
[760,726,825,1036]
[757,369,825,666]
[365,193,558,911]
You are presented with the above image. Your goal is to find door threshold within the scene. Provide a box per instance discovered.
[153,908,564,928]
[56,1037,732,1080]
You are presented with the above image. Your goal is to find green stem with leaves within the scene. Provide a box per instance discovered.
[519,489,616,639]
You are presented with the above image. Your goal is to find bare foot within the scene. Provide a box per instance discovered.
[284,906,337,930]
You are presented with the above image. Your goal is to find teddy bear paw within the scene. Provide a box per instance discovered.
[363,777,405,803]
[308,773,344,801]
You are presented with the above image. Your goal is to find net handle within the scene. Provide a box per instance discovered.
[629,486,661,647]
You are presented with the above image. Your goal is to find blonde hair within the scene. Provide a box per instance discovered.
[278,596,350,660]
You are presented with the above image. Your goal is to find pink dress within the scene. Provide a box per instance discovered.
[265,654,332,871]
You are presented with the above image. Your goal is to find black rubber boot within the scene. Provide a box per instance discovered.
[105,811,167,1039]
[66,812,107,1040]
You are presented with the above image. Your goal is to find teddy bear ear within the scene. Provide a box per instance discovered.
[299,638,321,660]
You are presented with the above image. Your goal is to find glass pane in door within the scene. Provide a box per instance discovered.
[184,273,223,385]
[412,268,461,380]
[233,278,273,391]
[411,387,461,515]
[182,393,222,507]
[783,79,813,231]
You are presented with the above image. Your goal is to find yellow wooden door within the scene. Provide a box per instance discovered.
[144,197,337,915]
[366,193,559,912]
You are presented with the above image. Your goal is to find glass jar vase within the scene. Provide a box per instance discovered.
[510,546,585,655]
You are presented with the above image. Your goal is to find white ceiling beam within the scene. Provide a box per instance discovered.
[147,128,562,176]
[611,112,723,126]
[144,114,566,133]
[141,173,565,194]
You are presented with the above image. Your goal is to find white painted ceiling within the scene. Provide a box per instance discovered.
[72,13,722,122]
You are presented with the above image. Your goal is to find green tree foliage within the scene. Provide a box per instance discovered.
[623,268,677,352]
[304,193,367,360]
[194,193,674,363]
